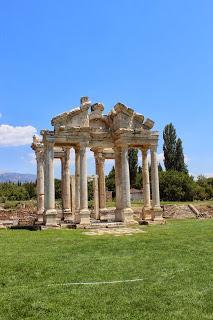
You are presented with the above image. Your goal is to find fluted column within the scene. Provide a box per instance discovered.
[74,146,80,223]
[35,149,44,222]
[93,175,100,220]
[70,175,76,217]
[95,152,106,210]
[62,147,72,220]
[115,146,133,223]
[44,141,57,226]
[121,146,131,209]
[115,147,122,213]
[141,146,151,219]
[151,145,162,219]
[79,143,90,224]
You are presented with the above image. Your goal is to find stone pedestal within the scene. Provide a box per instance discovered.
[79,144,90,224]
[44,141,57,226]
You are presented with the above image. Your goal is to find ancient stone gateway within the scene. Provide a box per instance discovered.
[31,97,162,226]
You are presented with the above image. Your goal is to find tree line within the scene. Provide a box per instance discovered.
[106,123,213,201]
[0,123,212,203]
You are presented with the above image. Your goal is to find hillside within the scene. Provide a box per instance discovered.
[0,173,36,183]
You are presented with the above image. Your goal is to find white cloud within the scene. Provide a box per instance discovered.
[27,152,36,166]
[0,124,37,146]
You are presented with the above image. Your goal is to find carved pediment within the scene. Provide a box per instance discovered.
[109,102,154,131]
[52,106,90,131]
[89,117,109,130]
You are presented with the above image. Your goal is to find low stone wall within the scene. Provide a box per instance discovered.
[162,205,196,219]
[0,209,37,225]
[194,205,213,218]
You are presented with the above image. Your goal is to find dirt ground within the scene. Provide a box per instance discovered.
[0,203,212,226]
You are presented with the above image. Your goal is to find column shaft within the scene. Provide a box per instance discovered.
[142,147,151,214]
[93,175,100,220]
[44,141,57,226]
[95,155,106,209]
[151,145,161,212]
[115,146,133,222]
[79,144,90,224]
[62,148,71,220]
[75,147,80,211]
[70,175,76,217]
[121,146,131,208]
[36,150,44,222]
[115,147,122,211]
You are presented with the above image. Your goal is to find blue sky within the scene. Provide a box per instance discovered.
[0,0,212,178]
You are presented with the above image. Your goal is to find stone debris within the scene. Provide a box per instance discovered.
[84,227,145,236]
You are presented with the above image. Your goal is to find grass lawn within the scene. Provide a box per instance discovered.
[0,220,212,320]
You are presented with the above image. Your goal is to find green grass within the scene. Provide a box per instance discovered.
[0,220,212,320]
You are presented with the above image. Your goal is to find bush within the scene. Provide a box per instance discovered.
[159,170,195,201]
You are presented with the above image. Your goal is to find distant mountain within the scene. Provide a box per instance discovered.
[0,173,36,183]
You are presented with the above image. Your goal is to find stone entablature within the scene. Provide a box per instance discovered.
[32,97,162,226]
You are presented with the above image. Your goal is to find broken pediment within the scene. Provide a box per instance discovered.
[109,102,154,131]
[51,106,90,131]
[50,97,155,137]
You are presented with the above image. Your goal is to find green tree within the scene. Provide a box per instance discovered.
[106,166,115,195]
[159,170,195,201]
[163,123,177,171]
[175,138,188,173]
[135,165,142,189]
[55,179,62,199]
[158,163,163,172]
[128,148,138,188]
[23,182,36,199]
[88,180,93,201]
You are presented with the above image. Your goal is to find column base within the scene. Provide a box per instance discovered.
[99,207,108,220]
[141,206,152,220]
[63,209,73,222]
[74,209,81,224]
[150,207,163,221]
[45,209,58,226]
[115,207,135,224]
[37,210,44,223]
[80,209,91,225]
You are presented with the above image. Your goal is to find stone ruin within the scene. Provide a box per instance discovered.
[31,97,163,226]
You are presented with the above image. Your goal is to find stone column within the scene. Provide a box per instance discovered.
[95,152,106,211]
[74,146,81,223]
[93,175,100,220]
[121,146,132,208]
[141,146,151,219]
[62,147,72,221]
[70,175,76,217]
[150,145,162,220]
[44,141,57,226]
[60,157,65,221]
[115,147,122,219]
[79,143,90,224]
[115,146,133,223]
[35,150,44,222]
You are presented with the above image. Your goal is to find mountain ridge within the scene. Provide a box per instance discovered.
[0,172,36,183]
